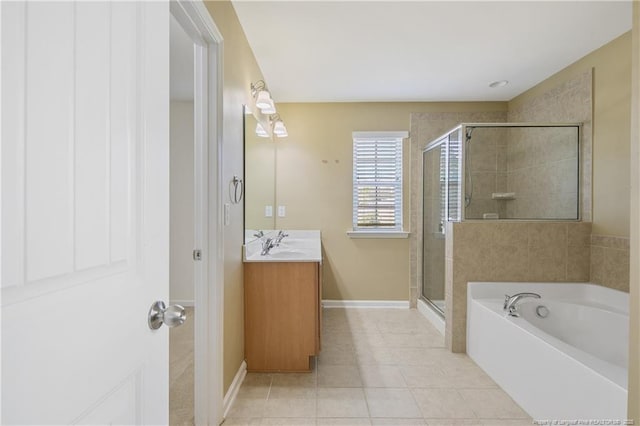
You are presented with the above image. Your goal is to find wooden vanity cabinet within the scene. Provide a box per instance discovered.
[244,261,322,372]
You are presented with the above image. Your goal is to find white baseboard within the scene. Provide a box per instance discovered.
[417,298,445,335]
[170,299,194,307]
[223,360,247,419]
[322,299,410,309]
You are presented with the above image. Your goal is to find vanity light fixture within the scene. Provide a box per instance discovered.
[270,114,288,138]
[255,122,270,138]
[251,80,277,114]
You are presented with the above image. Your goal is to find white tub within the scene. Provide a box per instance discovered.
[467,282,628,420]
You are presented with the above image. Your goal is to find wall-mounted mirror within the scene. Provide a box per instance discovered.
[244,106,276,243]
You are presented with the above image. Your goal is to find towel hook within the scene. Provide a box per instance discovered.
[230,175,244,204]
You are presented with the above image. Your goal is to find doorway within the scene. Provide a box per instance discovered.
[169,12,196,425]
[168,2,225,424]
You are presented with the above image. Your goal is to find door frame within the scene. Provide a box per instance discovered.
[170,2,224,425]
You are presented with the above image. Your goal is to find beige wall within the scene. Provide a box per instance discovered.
[203,0,265,394]
[274,103,506,301]
[510,33,632,237]
[628,1,639,421]
[170,101,195,304]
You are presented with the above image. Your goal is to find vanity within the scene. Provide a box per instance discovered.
[243,230,322,372]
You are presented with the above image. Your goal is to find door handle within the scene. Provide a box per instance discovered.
[148,301,186,330]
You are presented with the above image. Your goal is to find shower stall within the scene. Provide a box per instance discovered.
[421,123,581,317]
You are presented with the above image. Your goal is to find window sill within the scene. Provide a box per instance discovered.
[346,230,410,239]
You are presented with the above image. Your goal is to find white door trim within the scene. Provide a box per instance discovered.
[170,2,224,425]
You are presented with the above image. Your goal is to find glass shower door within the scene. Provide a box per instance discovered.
[422,141,447,315]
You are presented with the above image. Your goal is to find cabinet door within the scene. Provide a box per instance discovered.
[244,262,319,371]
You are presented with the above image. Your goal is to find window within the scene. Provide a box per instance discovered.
[351,131,408,237]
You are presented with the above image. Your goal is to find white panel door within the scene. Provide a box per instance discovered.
[1,2,171,424]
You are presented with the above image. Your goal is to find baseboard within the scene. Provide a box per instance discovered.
[170,299,194,307]
[223,360,247,419]
[417,298,445,335]
[322,299,410,309]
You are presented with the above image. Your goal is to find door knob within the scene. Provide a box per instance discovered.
[148,301,186,330]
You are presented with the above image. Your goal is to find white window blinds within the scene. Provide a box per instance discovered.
[352,132,406,230]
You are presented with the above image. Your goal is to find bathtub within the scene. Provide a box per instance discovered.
[467,282,628,420]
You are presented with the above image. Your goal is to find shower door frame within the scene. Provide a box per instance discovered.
[420,133,454,317]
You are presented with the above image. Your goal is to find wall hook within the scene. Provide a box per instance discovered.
[230,175,244,204]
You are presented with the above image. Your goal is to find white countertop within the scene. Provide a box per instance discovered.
[243,230,322,263]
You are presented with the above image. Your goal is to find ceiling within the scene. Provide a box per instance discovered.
[232,1,632,102]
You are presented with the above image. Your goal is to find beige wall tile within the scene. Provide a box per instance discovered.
[604,248,631,291]
[528,246,567,281]
[590,234,630,291]
[528,223,568,248]
[568,222,593,246]
[567,245,591,282]
[590,245,605,284]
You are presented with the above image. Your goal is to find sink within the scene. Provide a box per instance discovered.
[243,230,322,263]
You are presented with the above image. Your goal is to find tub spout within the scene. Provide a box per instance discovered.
[503,292,541,317]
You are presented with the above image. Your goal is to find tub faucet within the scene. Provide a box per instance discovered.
[253,230,264,239]
[503,292,541,317]
[261,237,275,256]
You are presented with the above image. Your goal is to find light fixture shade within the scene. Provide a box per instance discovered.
[255,90,272,109]
[273,120,288,137]
[260,98,277,114]
[255,122,269,138]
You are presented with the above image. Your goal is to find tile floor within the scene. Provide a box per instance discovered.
[170,306,195,426]
[223,308,531,426]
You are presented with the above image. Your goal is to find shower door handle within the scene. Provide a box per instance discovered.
[147,301,186,330]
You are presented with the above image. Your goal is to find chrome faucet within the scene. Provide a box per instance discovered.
[261,237,275,255]
[503,292,541,317]
[253,230,264,239]
[274,230,289,246]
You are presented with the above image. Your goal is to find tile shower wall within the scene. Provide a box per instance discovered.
[505,127,579,219]
[465,126,580,221]
[590,235,630,292]
[445,221,592,352]
[464,127,508,219]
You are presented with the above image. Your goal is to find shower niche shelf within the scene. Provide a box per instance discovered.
[491,192,516,200]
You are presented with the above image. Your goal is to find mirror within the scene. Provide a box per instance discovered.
[244,106,276,243]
